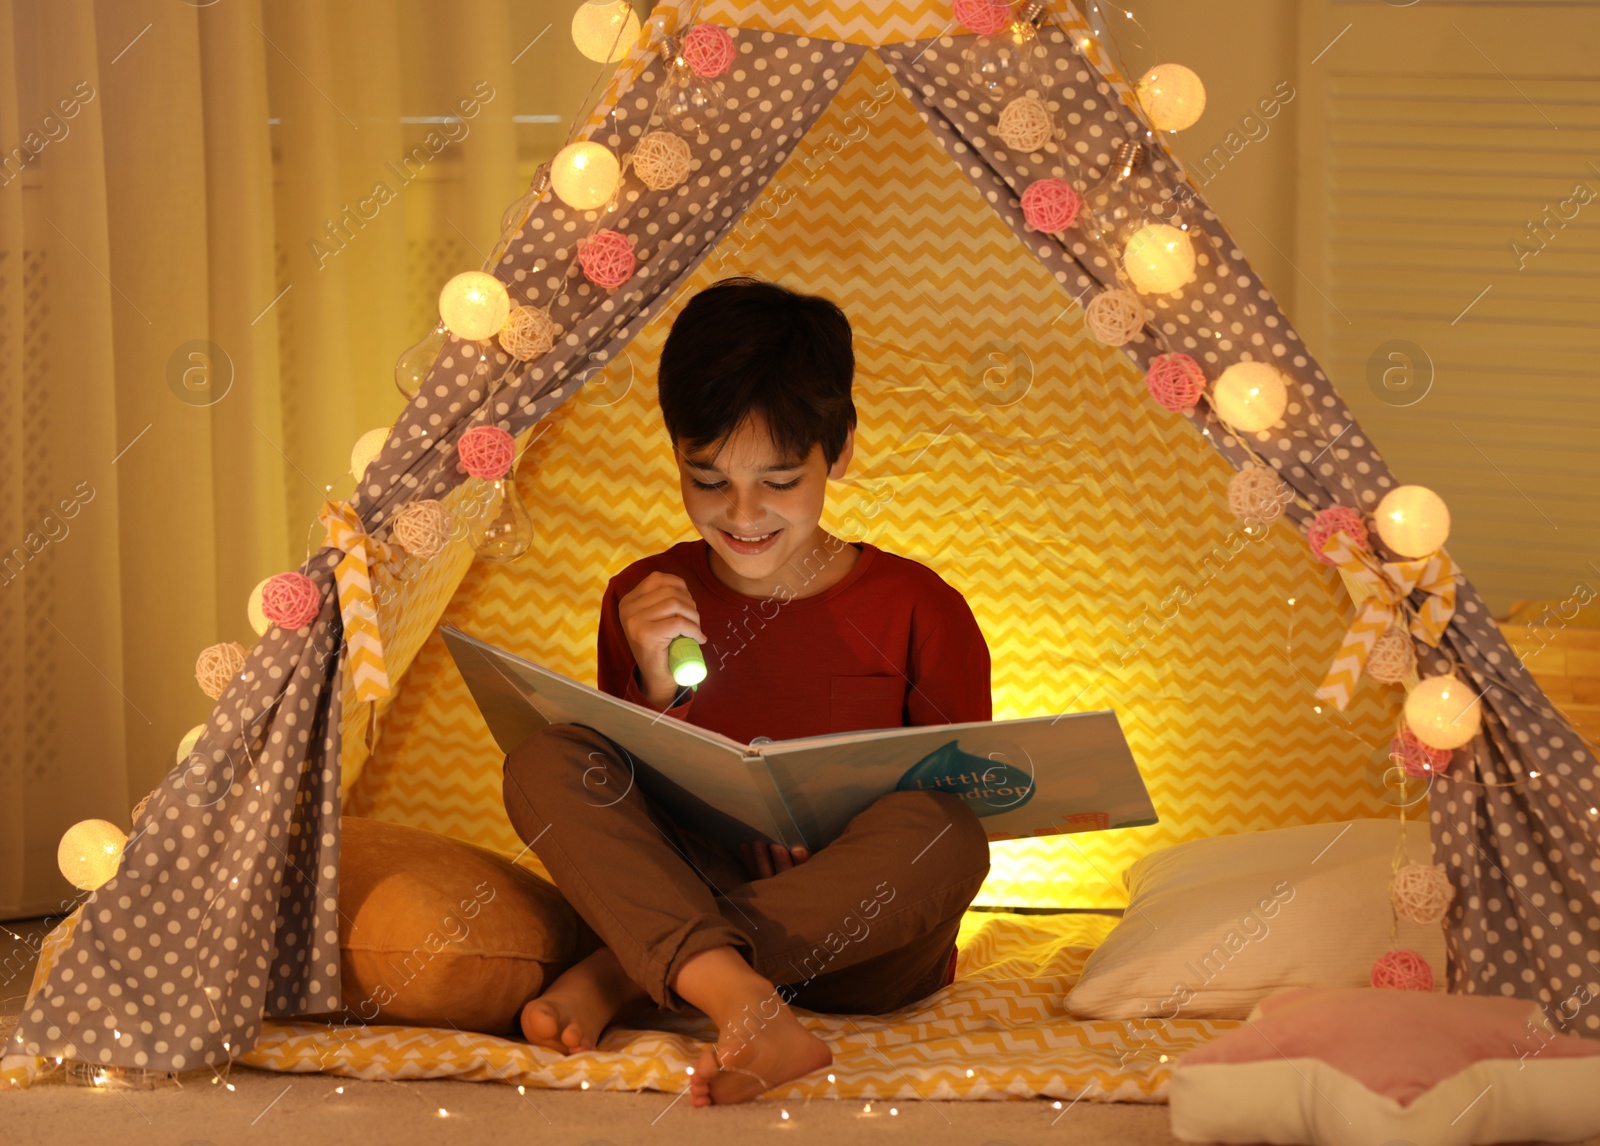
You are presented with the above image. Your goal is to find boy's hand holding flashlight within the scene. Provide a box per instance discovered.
[618,571,707,708]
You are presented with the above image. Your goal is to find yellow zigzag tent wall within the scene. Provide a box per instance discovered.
[347,46,1400,910]
[6,0,1595,1086]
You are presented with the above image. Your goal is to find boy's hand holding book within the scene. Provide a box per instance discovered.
[618,571,707,708]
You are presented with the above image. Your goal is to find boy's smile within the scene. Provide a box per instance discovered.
[677,412,857,600]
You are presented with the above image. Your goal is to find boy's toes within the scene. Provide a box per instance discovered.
[690,1046,718,1107]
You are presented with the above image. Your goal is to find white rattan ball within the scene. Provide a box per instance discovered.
[498,305,555,362]
[131,789,156,826]
[1085,289,1146,346]
[632,130,692,190]
[995,96,1054,153]
[1391,862,1454,925]
[1367,627,1417,685]
[391,499,456,560]
[195,641,248,700]
[1227,465,1289,524]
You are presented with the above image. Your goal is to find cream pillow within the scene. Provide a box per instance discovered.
[1065,819,1448,1020]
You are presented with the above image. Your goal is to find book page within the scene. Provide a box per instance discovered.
[443,628,803,848]
[758,712,1156,850]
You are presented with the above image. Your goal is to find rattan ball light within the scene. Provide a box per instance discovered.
[195,641,248,701]
[498,305,555,362]
[1085,289,1146,346]
[632,130,693,191]
[996,96,1054,153]
[1390,862,1454,926]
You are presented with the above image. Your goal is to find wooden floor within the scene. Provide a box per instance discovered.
[1498,615,1600,747]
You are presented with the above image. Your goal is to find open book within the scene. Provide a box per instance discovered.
[443,626,1157,852]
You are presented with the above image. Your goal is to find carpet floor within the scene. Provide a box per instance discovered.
[8,917,1600,1146]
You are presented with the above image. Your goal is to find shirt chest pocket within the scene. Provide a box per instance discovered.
[828,674,907,734]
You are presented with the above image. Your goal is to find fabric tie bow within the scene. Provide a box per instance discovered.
[1315,530,1458,711]
[318,500,394,701]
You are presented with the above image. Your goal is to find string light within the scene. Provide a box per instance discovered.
[1405,675,1483,751]
[1212,361,1288,432]
[571,1,639,63]
[437,272,510,341]
[551,141,621,211]
[57,820,126,891]
[1136,63,1207,131]
[1375,484,1451,558]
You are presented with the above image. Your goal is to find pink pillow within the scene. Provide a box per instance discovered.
[1181,986,1600,1107]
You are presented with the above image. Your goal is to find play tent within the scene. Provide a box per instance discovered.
[7,0,1596,1099]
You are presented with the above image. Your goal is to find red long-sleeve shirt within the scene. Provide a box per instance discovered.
[596,539,991,745]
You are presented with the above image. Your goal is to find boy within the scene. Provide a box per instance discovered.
[501,277,992,1106]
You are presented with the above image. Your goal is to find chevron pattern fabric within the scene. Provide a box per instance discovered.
[349,49,1403,909]
[18,908,1229,1101]
[699,0,957,45]
[230,911,1232,1101]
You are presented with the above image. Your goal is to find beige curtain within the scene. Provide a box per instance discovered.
[0,0,601,918]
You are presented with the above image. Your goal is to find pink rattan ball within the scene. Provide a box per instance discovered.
[1144,352,1206,412]
[1371,948,1434,992]
[682,23,735,77]
[578,229,637,290]
[260,572,321,630]
[1307,505,1370,565]
[953,0,1012,36]
[1390,728,1453,779]
[456,425,516,480]
[1021,178,1081,233]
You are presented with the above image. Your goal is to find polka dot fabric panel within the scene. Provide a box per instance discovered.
[878,16,1597,1010]
[6,1,862,1079]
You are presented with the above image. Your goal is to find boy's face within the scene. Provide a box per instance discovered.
[676,413,854,587]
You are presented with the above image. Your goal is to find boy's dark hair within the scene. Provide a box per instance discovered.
[658,277,856,469]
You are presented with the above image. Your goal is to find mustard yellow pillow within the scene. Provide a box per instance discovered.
[314,816,597,1036]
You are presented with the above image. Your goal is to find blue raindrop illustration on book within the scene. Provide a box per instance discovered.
[894,740,1035,817]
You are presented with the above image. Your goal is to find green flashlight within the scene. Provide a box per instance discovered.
[668,636,707,688]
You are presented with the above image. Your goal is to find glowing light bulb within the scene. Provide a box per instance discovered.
[1123,223,1196,294]
[1405,675,1482,751]
[395,322,448,399]
[246,579,272,637]
[1212,362,1289,432]
[1078,141,1189,282]
[1375,485,1451,558]
[438,272,510,341]
[551,141,621,211]
[57,819,127,890]
[571,1,640,63]
[349,427,389,482]
[1136,63,1206,131]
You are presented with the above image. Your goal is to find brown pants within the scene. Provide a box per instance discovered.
[502,722,991,1017]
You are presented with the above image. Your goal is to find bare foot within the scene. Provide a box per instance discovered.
[520,946,649,1055]
[687,991,832,1106]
